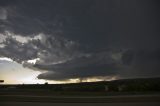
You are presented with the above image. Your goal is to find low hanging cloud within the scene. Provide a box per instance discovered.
[36,52,123,80]
[0,0,160,81]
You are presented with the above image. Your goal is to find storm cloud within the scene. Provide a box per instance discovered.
[0,0,160,81]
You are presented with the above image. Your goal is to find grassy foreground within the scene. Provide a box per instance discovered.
[0,89,160,103]
[1,77,160,103]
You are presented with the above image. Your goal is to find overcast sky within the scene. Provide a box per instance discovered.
[0,0,160,84]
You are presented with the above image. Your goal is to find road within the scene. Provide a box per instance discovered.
[0,95,160,103]
[1,95,160,106]
[1,102,160,106]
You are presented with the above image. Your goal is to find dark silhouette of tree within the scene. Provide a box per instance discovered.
[0,80,4,83]
[44,82,48,85]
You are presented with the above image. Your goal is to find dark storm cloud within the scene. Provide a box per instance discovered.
[0,37,38,62]
[132,49,160,77]
[121,50,135,65]
[36,51,123,80]
[0,0,160,80]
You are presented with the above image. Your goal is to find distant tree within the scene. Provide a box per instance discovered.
[0,80,4,83]
[44,82,48,85]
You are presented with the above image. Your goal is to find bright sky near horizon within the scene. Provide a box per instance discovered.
[0,57,47,84]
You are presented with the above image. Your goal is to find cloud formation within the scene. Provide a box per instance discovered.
[0,7,7,20]
[0,0,160,81]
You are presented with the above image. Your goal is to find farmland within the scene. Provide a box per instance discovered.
[0,77,160,103]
